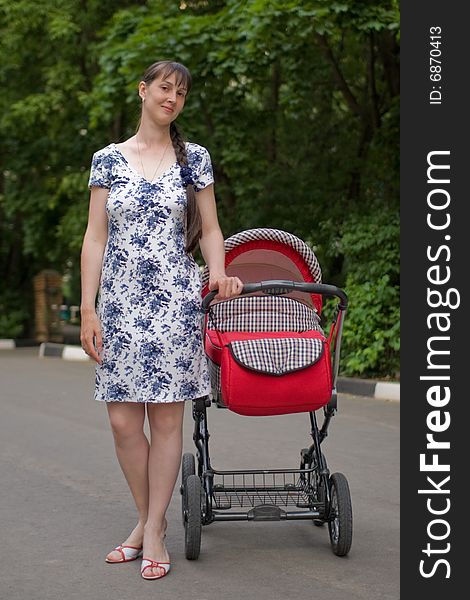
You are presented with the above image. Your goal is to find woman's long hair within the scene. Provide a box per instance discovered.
[140,61,202,254]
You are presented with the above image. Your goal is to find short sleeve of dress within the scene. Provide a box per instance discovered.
[88,149,112,190]
[192,147,214,193]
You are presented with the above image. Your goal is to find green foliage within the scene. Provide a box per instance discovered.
[0,290,28,338]
[327,209,400,377]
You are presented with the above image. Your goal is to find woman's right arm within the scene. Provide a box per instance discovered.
[80,186,109,364]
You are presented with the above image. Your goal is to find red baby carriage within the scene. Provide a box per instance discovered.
[180,228,352,558]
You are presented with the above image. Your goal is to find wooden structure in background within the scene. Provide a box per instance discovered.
[33,270,64,342]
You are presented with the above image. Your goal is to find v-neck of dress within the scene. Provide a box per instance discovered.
[112,143,179,185]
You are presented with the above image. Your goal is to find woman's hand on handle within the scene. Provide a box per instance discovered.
[208,273,243,300]
[80,308,103,364]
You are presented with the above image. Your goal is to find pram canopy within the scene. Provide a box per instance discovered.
[201,228,323,313]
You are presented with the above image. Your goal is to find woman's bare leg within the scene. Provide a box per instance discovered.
[105,402,149,560]
[143,400,185,577]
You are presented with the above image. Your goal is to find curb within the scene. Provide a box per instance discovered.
[38,342,89,362]
[0,339,40,349]
[337,377,400,402]
[33,343,400,401]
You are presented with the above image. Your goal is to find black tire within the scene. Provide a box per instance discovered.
[184,474,202,560]
[182,453,195,488]
[327,473,353,556]
[181,453,196,523]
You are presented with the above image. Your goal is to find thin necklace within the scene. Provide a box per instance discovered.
[136,135,171,182]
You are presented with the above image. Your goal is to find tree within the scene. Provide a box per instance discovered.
[0,0,142,335]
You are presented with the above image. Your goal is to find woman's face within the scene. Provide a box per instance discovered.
[139,71,187,124]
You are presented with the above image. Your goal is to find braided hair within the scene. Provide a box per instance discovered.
[141,61,202,254]
[170,121,202,254]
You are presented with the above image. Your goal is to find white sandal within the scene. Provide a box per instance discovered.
[141,558,171,580]
[105,544,143,563]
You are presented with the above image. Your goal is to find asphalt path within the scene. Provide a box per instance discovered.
[0,348,399,600]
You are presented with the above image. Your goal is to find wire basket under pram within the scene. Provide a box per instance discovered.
[180,228,352,559]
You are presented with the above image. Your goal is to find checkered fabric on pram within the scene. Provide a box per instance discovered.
[207,295,322,332]
[229,337,324,376]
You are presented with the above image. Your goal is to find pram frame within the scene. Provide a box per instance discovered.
[181,280,351,557]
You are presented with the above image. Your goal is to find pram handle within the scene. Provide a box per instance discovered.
[202,280,348,313]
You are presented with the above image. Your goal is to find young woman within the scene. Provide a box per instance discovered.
[80,60,242,580]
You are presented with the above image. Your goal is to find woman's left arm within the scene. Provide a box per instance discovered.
[196,184,243,299]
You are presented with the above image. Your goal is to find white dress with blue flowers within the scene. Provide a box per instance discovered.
[87,142,212,403]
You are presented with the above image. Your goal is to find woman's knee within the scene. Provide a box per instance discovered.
[147,402,184,436]
[107,404,145,442]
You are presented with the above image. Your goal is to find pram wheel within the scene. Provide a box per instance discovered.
[181,453,195,523]
[183,474,202,560]
[327,473,353,556]
[181,453,195,488]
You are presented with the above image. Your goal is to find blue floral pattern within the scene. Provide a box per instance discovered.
[88,142,214,403]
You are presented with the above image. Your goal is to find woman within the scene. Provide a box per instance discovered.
[80,60,242,580]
